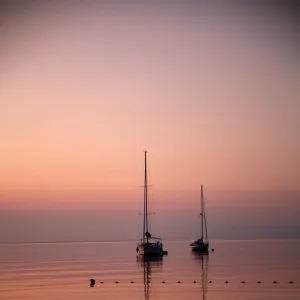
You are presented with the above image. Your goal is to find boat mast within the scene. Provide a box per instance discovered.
[143,150,149,243]
[201,185,204,239]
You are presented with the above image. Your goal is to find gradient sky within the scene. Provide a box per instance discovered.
[0,0,299,243]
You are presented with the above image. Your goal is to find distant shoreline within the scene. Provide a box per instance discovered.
[1,237,300,246]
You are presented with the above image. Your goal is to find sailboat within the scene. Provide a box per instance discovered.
[190,185,209,252]
[136,151,167,256]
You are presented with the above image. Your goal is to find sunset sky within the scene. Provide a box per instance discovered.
[0,0,299,243]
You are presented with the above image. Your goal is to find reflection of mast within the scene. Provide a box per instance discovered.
[143,261,151,300]
[137,256,163,300]
[201,254,208,300]
[192,253,208,300]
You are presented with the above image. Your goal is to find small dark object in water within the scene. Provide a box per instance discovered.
[90,279,95,287]
[289,281,294,284]
[162,281,165,283]
[241,281,245,283]
[273,281,277,284]
[211,249,214,252]
[115,281,119,284]
[163,250,168,255]
[209,281,212,283]
[257,281,261,284]
[147,280,150,284]
[131,281,134,284]
[225,281,229,284]
[177,281,181,283]
[193,281,196,283]
[100,281,103,284]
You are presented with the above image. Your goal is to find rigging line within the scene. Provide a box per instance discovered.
[146,152,153,234]
[203,188,208,241]
[149,192,151,233]
[149,161,157,234]
[201,186,204,239]
[137,207,141,241]
[152,184,156,218]
[149,186,155,232]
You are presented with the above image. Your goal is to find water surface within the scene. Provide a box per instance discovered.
[0,239,299,299]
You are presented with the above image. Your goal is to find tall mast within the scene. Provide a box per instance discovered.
[201,185,204,239]
[143,150,149,243]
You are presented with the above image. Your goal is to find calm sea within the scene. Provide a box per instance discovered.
[0,239,299,300]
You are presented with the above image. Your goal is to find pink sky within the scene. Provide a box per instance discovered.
[0,1,299,242]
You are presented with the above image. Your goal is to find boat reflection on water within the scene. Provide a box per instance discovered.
[191,252,209,300]
[137,256,163,300]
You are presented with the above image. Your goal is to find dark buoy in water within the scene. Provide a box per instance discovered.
[289,281,294,284]
[257,281,261,284]
[90,279,95,287]
[211,248,214,252]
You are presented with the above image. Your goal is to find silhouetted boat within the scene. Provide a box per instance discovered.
[136,151,167,257]
[190,185,209,252]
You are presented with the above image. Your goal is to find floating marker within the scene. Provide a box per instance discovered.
[84,278,298,286]
[90,279,95,287]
